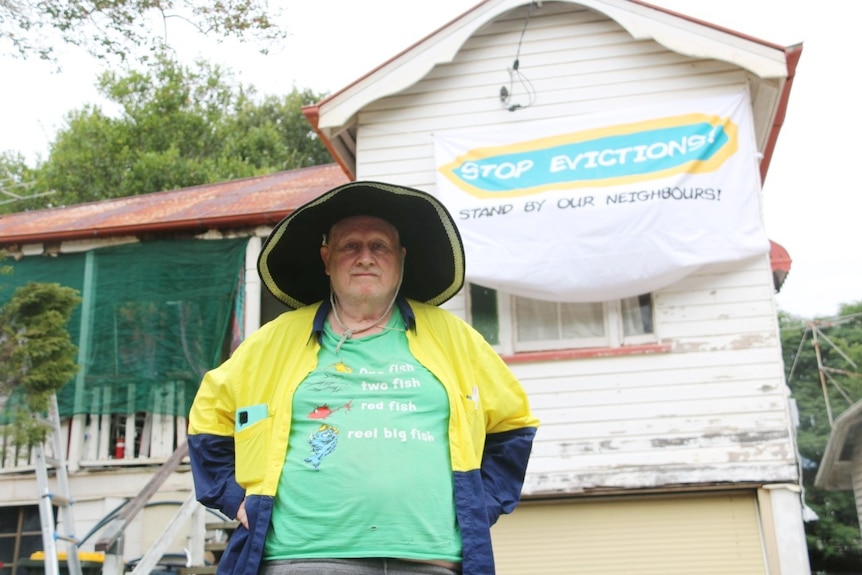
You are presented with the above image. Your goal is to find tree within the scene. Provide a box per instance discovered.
[781,302,862,566]
[1,0,286,63]
[2,54,331,211]
[0,281,81,449]
[0,151,54,209]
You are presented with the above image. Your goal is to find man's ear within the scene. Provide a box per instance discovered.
[320,246,331,276]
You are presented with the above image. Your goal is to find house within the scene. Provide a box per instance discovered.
[0,165,349,574]
[303,0,807,571]
[816,400,862,537]
[0,1,808,573]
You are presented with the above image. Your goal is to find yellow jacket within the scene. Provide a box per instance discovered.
[188,298,538,575]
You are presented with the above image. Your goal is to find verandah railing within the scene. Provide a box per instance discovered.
[0,395,187,472]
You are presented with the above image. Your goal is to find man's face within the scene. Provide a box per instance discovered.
[320,215,406,306]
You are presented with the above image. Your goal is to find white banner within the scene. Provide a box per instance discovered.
[433,93,769,302]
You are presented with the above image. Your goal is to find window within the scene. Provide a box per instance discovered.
[0,506,43,575]
[469,284,654,353]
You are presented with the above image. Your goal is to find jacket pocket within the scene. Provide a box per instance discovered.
[460,387,485,461]
[234,406,272,485]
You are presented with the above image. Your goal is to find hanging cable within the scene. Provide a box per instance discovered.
[499,1,537,112]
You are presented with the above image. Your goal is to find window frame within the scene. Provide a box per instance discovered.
[470,285,657,355]
[0,505,43,575]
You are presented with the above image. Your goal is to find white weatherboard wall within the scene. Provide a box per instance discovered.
[519,257,793,493]
[349,2,798,494]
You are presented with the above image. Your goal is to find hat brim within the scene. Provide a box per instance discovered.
[258,181,465,309]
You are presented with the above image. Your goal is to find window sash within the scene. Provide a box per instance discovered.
[469,285,655,353]
[0,506,42,575]
[514,298,608,352]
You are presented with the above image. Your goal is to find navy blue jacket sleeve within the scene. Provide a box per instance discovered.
[188,433,246,520]
[480,426,537,525]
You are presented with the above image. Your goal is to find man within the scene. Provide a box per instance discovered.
[188,181,538,575]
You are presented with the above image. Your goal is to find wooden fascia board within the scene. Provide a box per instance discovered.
[614,0,790,78]
[314,0,498,131]
[314,0,792,137]
[759,44,803,183]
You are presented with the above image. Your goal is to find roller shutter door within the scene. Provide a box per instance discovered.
[492,492,766,574]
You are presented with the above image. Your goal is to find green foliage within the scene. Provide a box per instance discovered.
[0,282,81,447]
[5,54,331,210]
[781,302,862,559]
[1,0,286,63]
[0,249,11,278]
[0,151,54,213]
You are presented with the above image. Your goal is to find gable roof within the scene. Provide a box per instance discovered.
[0,0,801,273]
[0,164,349,247]
[815,399,862,491]
[303,0,801,181]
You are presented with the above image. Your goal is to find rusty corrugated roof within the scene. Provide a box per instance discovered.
[0,164,349,246]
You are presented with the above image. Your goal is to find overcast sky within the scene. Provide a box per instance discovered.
[1,0,856,319]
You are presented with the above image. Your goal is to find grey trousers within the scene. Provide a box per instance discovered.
[262,559,459,575]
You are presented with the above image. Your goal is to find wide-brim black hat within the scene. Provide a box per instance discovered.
[258,181,465,309]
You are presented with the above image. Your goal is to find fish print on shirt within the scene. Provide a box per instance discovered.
[308,401,352,420]
[304,424,339,471]
[301,361,356,471]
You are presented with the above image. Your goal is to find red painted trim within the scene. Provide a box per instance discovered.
[0,212,293,245]
[309,1,491,111]
[759,44,803,183]
[300,105,355,180]
[502,342,672,364]
[630,1,789,50]
[309,1,800,180]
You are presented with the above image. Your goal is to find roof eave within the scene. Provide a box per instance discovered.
[311,0,797,174]
[0,212,289,247]
[759,44,803,183]
[0,165,351,247]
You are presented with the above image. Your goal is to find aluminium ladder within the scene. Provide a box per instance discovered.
[34,394,83,575]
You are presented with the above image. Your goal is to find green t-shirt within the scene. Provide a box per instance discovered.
[264,309,462,562]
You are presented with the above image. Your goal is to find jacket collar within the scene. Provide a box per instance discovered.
[311,296,416,341]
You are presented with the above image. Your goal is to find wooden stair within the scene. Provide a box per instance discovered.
[179,519,239,575]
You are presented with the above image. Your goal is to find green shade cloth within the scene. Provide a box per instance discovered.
[1,238,248,417]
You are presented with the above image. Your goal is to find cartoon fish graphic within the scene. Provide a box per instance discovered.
[308,400,352,420]
[333,362,353,373]
[304,424,339,470]
[323,361,353,373]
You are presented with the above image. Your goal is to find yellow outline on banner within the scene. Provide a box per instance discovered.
[438,113,739,199]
